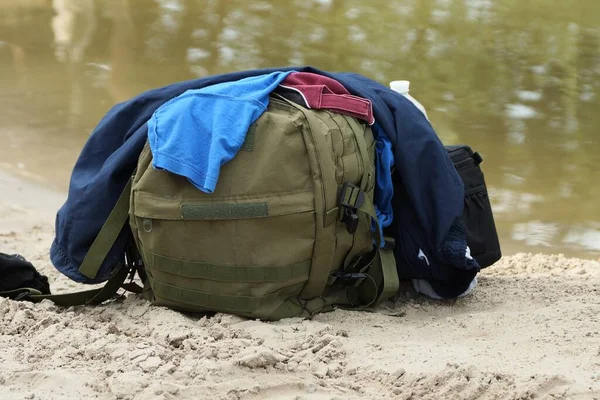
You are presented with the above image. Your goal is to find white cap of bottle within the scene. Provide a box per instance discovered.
[389,80,429,120]
[389,80,411,95]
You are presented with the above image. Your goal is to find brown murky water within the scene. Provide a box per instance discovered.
[1,0,599,258]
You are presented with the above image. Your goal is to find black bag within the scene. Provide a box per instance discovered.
[446,145,501,268]
[385,143,502,299]
[0,253,51,299]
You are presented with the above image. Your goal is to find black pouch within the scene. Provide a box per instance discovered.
[0,253,51,298]
[446,145,501,268]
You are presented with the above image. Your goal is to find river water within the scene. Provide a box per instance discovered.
[1,0,599,259]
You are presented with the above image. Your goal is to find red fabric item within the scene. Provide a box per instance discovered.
[280,72,375,125]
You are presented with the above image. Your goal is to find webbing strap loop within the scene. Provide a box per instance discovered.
[145,245,311,283]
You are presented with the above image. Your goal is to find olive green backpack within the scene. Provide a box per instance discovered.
[9,94,399,320]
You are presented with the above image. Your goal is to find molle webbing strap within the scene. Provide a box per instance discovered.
[152,280,306,314]
[181,203,269,220]
[342,115,372,192]
[145,248,311,282]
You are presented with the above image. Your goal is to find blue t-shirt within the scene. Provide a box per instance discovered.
[147,71,293,193]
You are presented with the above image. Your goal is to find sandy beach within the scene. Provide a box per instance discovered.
[1,170,599,400]
[1,0,599,398]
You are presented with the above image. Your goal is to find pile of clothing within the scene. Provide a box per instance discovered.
[3,67,500,303]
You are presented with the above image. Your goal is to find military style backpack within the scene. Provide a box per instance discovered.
[8,94,399,320]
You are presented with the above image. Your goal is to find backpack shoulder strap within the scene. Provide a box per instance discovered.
[0,178,136,307]
[79,177,133,280]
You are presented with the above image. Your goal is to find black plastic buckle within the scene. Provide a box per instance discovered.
[330,270,367,285]
[13,289,32,301]
[383,237,396,250]
[339,183,365,234]
[342,208,359,234]
[339,182,365,209]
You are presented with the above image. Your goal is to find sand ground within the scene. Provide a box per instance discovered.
[1,169,599,400]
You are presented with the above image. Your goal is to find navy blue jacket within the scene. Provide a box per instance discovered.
[50,66,479,297]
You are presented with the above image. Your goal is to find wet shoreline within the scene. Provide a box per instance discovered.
[0,166,65,234]
[1,164,598,261]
